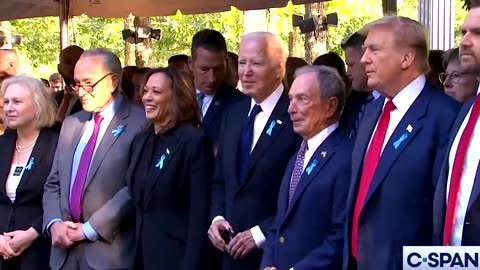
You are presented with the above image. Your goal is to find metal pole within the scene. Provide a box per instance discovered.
[59,0,69,50]
[418,0,455,50]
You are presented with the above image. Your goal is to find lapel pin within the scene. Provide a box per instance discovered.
[112,125,126,137]
[393,133,409,149]
[407,124,413,133]
[266,120,277,136]
[276,119,283,125]
[25,157,35,171]
[155,154,166,170]
[305,159,319,175]
[321,151,327,158]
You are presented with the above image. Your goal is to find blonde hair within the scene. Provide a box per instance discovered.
[362,15,430,73]
[0,75,57,128]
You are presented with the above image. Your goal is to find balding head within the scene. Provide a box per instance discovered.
[0,49,18,82]
[58,45,84,84]
[239,31,287,103]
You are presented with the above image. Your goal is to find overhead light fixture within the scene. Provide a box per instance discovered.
[122,27,162,44]
[292,13,338,34]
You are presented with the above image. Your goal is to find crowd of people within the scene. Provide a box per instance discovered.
[0,1,478,270]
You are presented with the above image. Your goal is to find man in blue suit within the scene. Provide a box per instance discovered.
[343,16,461,270]
[261,65,351,270]
[433,0,480,246]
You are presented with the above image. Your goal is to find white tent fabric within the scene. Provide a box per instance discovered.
[1,0,328,20]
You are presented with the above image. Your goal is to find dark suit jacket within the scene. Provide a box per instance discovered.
[343,82,461,270]
[0,128,58,270]
[128,123,215,270]
[201,83,244,147]
[212,91,301,270]
[433,96,480,245]
[261,128,351,270]
[339,90,370,138]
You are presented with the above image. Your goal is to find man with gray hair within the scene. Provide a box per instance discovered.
[208,31,300,270]
[344,16,460,270]
[261,65,351,270]
[43,48,147,270]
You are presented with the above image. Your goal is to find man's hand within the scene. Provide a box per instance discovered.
[66,222,86,242]
[4,227,39,256]
[227,230,257,259]
[208,219,233,251]
[0,234,18,260]
[50,221,75,249]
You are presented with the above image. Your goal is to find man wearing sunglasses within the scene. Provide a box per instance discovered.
[43,48,147,270]
[439,47,478,103]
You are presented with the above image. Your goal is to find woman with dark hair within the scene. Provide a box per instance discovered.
[0,76,59,270]
[127,67,214,270]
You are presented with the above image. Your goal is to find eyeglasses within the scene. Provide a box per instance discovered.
[438,71,469,84]
[70,73,113,92]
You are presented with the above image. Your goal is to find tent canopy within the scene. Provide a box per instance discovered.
[1,0,331,21]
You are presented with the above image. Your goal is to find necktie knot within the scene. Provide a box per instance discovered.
[197,92,205,102]
[250,104,262,118]
[94,114,104,125]
[299,140,309,153]
[384,100,396,113]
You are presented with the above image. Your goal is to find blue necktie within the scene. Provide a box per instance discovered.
[237,104,262,181]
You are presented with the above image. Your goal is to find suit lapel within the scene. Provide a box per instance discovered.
[143,132,182,208]
[65,111,90,195]
[15,129,51,197]
[284,129,341,220]
[363,86,432,207]
[467,161,480,211]
[202,94,223,129]
[85,99,130,188]
[229,99,251,189]
[0,132,15,200]
[240,92,289,187]
[127,131,150,206]
[277,156,295,217]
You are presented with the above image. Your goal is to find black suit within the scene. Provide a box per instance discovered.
[201,83,244,147]
[212,90,301,270]
[0,128,59,270]
[339,90,370,138]
[128,123,215,270]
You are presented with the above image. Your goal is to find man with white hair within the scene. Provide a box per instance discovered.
[208,32,300,270]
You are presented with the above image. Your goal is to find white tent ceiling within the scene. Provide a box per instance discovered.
[1,0,330,21]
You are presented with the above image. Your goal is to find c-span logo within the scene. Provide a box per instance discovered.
[404,246,480,269]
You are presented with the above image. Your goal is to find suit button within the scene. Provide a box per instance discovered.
[279,236,285,243]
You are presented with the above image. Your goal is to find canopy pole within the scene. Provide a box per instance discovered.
[59,0,69,50]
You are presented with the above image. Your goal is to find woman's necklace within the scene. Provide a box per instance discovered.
[15,135,38,154]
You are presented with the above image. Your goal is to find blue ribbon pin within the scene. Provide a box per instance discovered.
[155,154,166,170]
[266,120,276,136]
[393,133,408,149]
[305,159,318,175]
[112,125,125,137]
[25,157,35,171]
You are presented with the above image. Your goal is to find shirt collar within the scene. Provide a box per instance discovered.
[386,74,426,113]
[93,94,122,121]
[371,90,381,99]
[249,84,284,116]
[306,122,339,152]
[196,89,214,99]
[477,84,480,95]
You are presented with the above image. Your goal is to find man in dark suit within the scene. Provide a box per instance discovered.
[208,32,300,270]
[189,29,244,148]
[433,1,480,246]
[43,48,147,270]
[261,65,351,270]
[339,32,380,140]
[343,16,461,270]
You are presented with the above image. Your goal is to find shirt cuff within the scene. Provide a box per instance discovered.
[46,218,63,236]
[212,215,225,224]
[250,225,266,248]
[82,222,99,241]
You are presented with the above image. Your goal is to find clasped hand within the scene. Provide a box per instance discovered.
[50,221,86,249]
[0,227,39,260]
[208,220,257,259]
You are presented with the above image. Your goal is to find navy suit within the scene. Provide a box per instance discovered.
[201,84,244,147]
[433,96,480,245]
[339,90,370,138]
[343,82,461,270]
[261,128,351,270]
[212,91,301,270]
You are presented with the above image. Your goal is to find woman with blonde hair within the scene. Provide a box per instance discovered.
[0,76,59,270]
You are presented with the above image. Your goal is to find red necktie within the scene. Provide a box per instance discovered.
[443,95,480,246]
[351,100,396,259]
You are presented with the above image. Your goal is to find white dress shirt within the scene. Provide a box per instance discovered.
[213,83,284,248]
[302,123,339,170]
[446,86,480,246]
[6,164,26,202]
[367,75,425,153]
[196,89,214,117]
